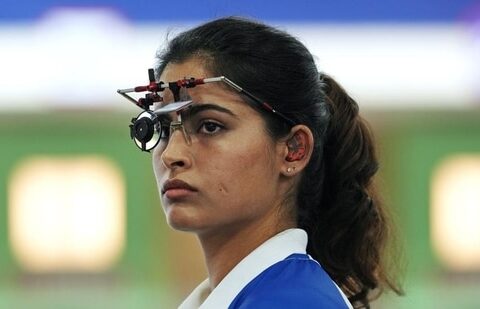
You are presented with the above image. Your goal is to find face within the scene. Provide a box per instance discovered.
[152,58,287,236]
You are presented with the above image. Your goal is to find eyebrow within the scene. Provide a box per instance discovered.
[184,103,238,119]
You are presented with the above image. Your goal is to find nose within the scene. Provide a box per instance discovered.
[158,128,192,170]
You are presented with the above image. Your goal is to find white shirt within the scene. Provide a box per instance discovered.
[178,228,352,309]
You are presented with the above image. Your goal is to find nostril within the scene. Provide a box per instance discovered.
[172,161,185,167]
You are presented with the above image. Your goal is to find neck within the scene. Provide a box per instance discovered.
[197,217,295,290]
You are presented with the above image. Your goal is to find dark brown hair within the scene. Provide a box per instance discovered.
[156,16,402,308]
[306,74,403,307]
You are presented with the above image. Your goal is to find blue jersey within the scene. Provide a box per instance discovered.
[229,253,350,308]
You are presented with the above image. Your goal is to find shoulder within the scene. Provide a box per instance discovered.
[229,254,350,309]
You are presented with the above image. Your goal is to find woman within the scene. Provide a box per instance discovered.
[126,17,402,308]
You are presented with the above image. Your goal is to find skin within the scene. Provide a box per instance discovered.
[152,57,314,290]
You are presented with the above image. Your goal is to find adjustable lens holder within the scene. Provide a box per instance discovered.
[117,69,205,152]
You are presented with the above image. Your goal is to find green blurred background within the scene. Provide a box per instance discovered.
[1,109,479,308]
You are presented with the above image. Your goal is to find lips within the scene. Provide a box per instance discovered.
[161,179,197,197]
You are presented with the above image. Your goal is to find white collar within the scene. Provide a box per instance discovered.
[178,228,307,309]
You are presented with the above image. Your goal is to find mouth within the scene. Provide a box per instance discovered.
[161,178,198,199]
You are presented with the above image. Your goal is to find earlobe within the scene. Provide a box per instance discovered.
[286,166,296,173]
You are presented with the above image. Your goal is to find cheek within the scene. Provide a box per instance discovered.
[203,139,275,199]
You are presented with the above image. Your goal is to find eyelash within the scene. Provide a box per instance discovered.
[197,120,225,135]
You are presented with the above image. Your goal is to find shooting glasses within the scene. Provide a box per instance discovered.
[117,69,296,152]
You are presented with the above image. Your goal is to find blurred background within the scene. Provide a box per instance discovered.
[1,1,479,308]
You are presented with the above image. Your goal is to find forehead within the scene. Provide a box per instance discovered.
[159,58,209,81]
[159,59,250,113]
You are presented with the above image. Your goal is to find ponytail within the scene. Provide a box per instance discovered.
[297,74,402,308]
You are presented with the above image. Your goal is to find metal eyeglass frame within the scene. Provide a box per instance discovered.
[117,68,296,152]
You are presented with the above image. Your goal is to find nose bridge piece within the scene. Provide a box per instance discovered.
[169,118,192,146]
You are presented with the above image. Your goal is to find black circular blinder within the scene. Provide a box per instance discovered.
[129,111,162,152]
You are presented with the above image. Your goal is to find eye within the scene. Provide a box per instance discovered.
[198,121,224,135]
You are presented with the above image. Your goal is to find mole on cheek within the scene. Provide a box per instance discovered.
[218,183,229,194]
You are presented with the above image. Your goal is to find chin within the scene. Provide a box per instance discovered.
[164,204,204,232]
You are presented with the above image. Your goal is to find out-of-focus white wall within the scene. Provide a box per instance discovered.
[0,1,479,111]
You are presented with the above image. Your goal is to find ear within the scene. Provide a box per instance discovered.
[280,125,314,177]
